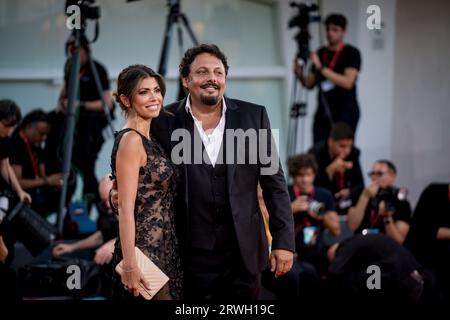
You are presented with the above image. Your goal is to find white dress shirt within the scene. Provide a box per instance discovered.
[185,95,227,167]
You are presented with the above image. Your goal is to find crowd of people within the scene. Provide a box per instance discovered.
[0,13,448,304]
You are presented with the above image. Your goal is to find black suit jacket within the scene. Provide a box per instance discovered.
[151,97,295,275]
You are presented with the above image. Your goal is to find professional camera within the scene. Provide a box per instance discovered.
[288,2,321,62]
[309,200,326,216]
[372,186,408,213]
[7,202,57,256]
[65,0,100,21]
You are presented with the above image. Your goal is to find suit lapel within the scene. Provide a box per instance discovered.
[171,98,188,147]
[171,98,189,210]
[224,97,240,195]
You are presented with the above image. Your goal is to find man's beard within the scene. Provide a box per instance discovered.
[200,94,220,106]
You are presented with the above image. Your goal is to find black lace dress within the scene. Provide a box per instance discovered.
[110,128,182,300]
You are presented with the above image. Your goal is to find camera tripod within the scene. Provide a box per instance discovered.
[287,68,308,156]
[158,0,198,100]
[287,61,334,156]
[57,28,115,235]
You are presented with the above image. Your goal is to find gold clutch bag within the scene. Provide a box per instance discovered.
[115,247,169,300]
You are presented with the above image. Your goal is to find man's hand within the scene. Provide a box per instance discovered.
[45,173,64,187]
[18,190,32,204]
[335,188,350,199]
[363,182,379,199]
[56,98,79,114]
[94,239,115,265]
[378,201,394,218]
[310,51,323,71]
[57,98,68,114]
[270,249,293,278]
[293,59,304,79]
[110,188,118,211]
[326,157,353,178]
[291,195,309,213]
[307,208,325,222]
[0,235,8,264]
[52,242,74,257]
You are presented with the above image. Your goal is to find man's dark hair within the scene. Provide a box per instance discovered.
[325,13,347,30]
[179,43,229,78]
[288,153,318,177]
[17,109,49,130]
[0,99,22,126]
[330,122,354,141]
[376,159,397,175]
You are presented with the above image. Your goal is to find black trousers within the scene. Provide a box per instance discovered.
[183,246,261,300]
[72,127,103,211]
[313,108,360,144]
[270,260,319,301]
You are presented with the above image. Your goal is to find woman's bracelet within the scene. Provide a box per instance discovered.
[122,266,138,273]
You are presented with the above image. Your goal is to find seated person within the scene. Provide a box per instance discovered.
[266,154,340,300]
[0,99,31,300]
[347,160,411,245]
[309,122,364,215]
[288,153,341,251]
[9,110,63,217]
[327,233,424,303]
[52,175,117,265]
[406,183,450,302]
[0,100,32,261]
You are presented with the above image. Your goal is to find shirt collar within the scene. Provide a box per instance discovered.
[185,94,227,118]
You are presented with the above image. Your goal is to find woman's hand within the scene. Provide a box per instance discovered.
[121,266,151,297]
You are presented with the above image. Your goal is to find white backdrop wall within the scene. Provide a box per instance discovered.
[391,0,450,207]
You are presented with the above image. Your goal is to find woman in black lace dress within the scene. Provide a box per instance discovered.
[110,65,182,300]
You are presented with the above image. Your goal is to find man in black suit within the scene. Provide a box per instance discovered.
[151,44,294,300]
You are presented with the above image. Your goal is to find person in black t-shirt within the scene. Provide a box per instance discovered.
[406,183,450,302]
[9,110,64,217]
[269,153,340,300]
[288,153,341,261]
[347,160,411,245]
[0,99,32,214]
[54,34,113,212]
[309,122,364,216]
[0,99,31,301]
[295,13,362,144]
[0,100,31,204]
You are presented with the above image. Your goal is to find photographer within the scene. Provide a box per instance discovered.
[294,13,361,144]
[268,154,339,300]
[9,110,63,217]
[0,99,31,300]
[309,122,364,216]
[347,160,411,245]
[288,154,340,270]
[54,34,113,212]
